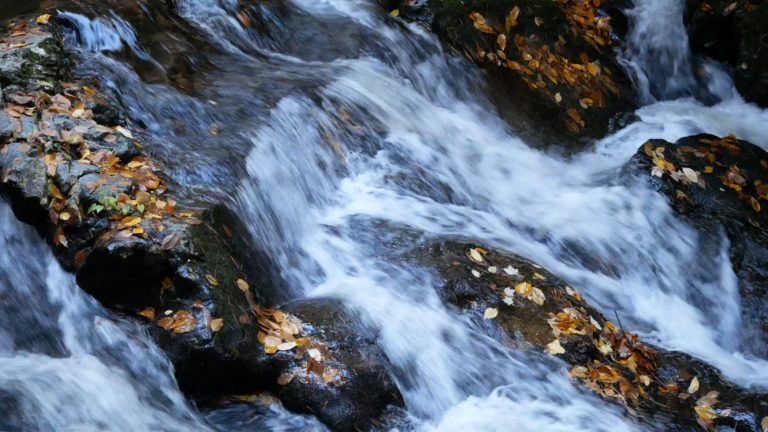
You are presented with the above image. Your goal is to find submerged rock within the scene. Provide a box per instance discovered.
[686,0,768,106]
[381,0,637,145]
[421,241,768,430]
[0,18,402,430]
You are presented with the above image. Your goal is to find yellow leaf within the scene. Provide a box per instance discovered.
[587,63,600,76]
[688,376,700,394]
[545,339,565,355]
[505,6,520,32]
[751,197,761,212]
[121,216,142,227]
[59,211,71,221]
[704,166,714,174]
[761,416,767,432]
[210,318,224,332]
[236,278,249,292]
[694,404,718,422]
[206,274,219,286]
[390,9,400,17]
[36,14,52,25]
[570,366,588,378]
[483,307,498,319]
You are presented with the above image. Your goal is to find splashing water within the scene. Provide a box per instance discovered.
[0,204,209,431]
[11,0,768,430]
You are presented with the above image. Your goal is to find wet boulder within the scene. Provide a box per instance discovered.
[0,20,68,93]
[382,0,637,144]
[420,241,768,430]
[628,134,768,355]
[0,20,403,431]
[270,298,404,431]
[686,0,768,106]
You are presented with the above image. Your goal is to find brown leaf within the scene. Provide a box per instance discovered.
[210,318,224,332]
[138,307,156,320]
[505,6,520,32]
[277,372,295,385]
[160,233,179,250]
[236,278,249,292]
[469,12,495,34]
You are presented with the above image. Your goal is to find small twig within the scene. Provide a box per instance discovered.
[614,310,634,347]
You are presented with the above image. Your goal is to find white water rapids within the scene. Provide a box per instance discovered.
[3,0,768,430]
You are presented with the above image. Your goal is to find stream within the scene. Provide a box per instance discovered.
[2,0,768,430]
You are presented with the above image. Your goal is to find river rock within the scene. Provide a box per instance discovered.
[0,19,403,431]
[629,134,768,355]
[686,0,768,107]
[381,0,637,145]
[422,240,768,430]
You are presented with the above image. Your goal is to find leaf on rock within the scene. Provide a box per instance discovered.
[277,372,295,385]
[137,307,155,320]
[505,6,520,32]
[36,14,51,25]
[236,278,249,292]
[545,339,565,355]
[688,376,700,394]
[115,126,133,139]
[206,274,219,286]
[210,318,224,332]
[469,12,495,34]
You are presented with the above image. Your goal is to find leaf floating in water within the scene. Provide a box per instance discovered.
[483,307,498,319]
[545,339,565,355]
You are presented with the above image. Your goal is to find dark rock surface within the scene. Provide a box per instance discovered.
[686,0,768,106]
[628,134,768,356]
[420,241,768,430]
[0,17,402,431]
[380,0,637,146]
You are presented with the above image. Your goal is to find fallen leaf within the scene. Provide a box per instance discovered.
[120,216,142,227]
[390,9,400,17]
[761,416,767,432]
[468,248,485,263]
[688,376,700,394]
[545,339,565,355]
[277,341,297,351]
[483,307,498,319]
[503,265,519,276]
[682,167,699,183]
[505,6,520,31]
[206,274,219,286]
[114,126,133,138]
[210,318,224,332]
[497,34,507,51]
[160,234,179,250]
[138,307,155,320]
[36,14,52,25]
[470,12,495,34]
[277,372,295,385]
[237,278,249,292]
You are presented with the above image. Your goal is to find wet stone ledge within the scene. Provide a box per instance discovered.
[0,16,402,431]
[421,241,768,431]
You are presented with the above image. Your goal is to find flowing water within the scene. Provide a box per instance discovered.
[3,0,768,430]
